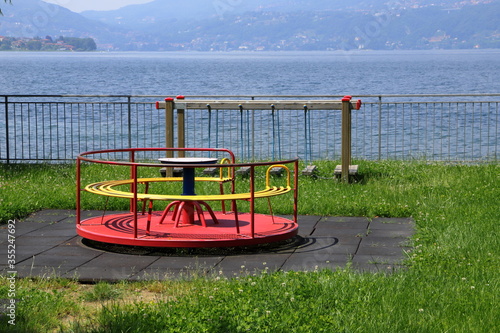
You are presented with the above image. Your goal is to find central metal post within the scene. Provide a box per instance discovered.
[176,95,186,157]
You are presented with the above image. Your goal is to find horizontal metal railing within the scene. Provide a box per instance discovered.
[1,94,498,163]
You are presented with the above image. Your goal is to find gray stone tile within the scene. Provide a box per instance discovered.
[23,210,75,223]
[269,215,318,237]
[63,253,160,282]
[321,216,371,225]
[1,210,414,280]
[14,235,72,247]
[142,256,222,272]
[214,254,290,276]
[368,229,414,238]
[293,237,360,255]
[41,237,103,258]
[33,223,77,238]
[13,250,97,269]
[281,253,350,271]
[12,265,77,278]
[360,236,412,248]
[356,244,406,256]
[368,218,414,238]
[370,217,414,227]
[1,245,58,264]
[295,215,322,236]
[63,266,135,283]
[369,223,414,233]
[352,254,405,265]
[0,221,48,238]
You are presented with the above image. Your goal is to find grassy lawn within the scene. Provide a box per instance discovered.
[0,160,498,332]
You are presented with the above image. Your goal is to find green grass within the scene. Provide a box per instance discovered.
[0,160,499,332]
[81,282,123,302]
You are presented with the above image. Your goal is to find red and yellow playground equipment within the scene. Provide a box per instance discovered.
[76,148,299,248]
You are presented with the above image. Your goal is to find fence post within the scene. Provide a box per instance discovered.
[251,96,255,161]
[4,96,10,164]
[127,96,132,148]
[176,95,186,157]
[164,97,175,176]
[378,95,382,160]
[341,96,352,183]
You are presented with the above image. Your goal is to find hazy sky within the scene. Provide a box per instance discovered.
[44,0,155,12]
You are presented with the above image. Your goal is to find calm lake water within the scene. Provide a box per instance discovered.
[1,50,499,162]
[1,49,500,96]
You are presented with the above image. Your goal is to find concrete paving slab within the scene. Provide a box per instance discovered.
[214,253,291,276]
[281,253,350,271]
[370,217,414,226]
[293,237,359,255]
[293,215,322,236]
[0,210,415,281]
[313,218,370,236]
[369,223,414,232]
[46,237,105,257]
[368,229,414,238]
[14,235,72,247]
[12,264,78,278]
[31,223,77,238]
[351,254,405,265]
[356,245,408,256]
[63,266,134,282]
[360,236,412,248]
[141,256,222,272]
[368,218,414,238]
[64,253,160,282]
[321,216,371,225]
[23,209,75,223]
[2,245,58,264]
[0,221,49,238]
[18,250,96,268]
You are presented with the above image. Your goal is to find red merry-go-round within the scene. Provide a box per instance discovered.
[76,148,298,248]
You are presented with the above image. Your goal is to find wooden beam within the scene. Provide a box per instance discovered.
[341,97,352,183]
[156,99,361,111]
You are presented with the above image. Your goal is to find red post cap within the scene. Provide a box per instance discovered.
[356,99,362,110]
[165,97,174,102]
[342,95,352,102]
[176,95,185,100]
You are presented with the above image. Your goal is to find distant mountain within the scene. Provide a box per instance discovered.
[0,0,121,42]
[88,0,500,51]
[80,0,494,27]
[1,0,499,51]
[81,0,363,26]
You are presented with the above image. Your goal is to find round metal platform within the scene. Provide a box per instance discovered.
[77,211,298,248]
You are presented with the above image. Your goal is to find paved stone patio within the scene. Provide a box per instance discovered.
[0,210,414,282]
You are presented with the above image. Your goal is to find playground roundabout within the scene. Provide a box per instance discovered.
[77,148,299,248]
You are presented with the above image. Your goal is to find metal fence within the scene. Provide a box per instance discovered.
[1,94,498,163]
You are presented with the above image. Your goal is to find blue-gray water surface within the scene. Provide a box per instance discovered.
[1,50,499,161]
[1,49,499,96]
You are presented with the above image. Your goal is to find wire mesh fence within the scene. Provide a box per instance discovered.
[1,94,498,163]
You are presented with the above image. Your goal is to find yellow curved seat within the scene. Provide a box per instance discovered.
[83,165,292,202]
[84,179,290,201]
